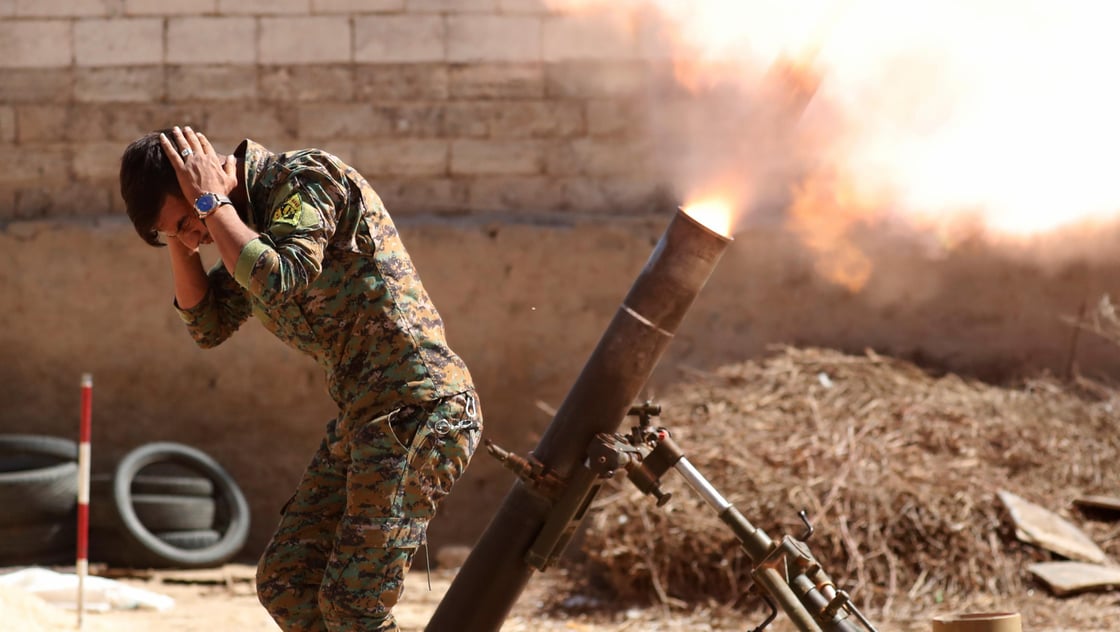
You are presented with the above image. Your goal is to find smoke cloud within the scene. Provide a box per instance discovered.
[546,0,1120,287]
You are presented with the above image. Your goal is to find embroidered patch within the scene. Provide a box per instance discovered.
[271,194,301,226]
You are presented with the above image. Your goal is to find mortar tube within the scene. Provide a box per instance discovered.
[427,209,732,632]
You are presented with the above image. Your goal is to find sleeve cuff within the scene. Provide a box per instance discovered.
[173,289,213,326]
[234,237,270,289]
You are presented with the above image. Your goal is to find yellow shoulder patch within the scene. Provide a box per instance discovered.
[271,194,302,226]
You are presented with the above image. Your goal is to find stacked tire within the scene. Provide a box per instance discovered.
[0,436,80,565]
[0,436,249,570]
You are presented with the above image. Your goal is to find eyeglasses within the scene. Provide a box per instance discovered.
[156,213,199,242]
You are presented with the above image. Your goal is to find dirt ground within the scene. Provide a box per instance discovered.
[6,563,1120,632]
[8,348,1120,631]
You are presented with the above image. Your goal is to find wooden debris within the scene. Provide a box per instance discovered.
[95,563,257,585]
[153,564,257,585]
[1028,561,1120,596]
[998,491,1110,564]
[1074,495,1120,515]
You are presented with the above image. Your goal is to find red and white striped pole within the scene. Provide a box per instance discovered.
[77,373,92,629]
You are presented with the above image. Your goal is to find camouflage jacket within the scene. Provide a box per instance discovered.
[175,140,473,419]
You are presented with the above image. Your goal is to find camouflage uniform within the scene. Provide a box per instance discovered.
[175,140,481,631]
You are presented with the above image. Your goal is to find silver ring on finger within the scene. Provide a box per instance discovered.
[180,147,193,158]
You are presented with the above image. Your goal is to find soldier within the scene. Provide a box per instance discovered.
[118,126,482,631]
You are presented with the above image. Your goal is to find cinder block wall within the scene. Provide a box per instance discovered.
[0,0,676,221]
[0,0,694,560]
[4,3,1120,562]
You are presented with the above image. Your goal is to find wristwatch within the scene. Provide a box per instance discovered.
[193,192,233,220]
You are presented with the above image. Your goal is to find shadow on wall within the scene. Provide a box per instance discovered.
[1,215,1119,558]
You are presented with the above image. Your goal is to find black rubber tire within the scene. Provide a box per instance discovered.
[91,492,216,532]
[0,519,77,566]
[157,529,221,550]
[90,528,223,561]
[106,442,249,568]
[0,435,78,462]
[0,435,79,527]
[92,472,215,497]
[131,494,216,531]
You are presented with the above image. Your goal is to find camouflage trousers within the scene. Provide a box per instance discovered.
[256,390,482,631]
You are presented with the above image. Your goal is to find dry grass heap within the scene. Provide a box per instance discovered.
[576,346,1120,613]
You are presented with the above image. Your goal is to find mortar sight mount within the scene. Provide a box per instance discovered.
[488,401,879,632]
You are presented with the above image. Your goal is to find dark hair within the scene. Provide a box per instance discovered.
[119,128,183,247]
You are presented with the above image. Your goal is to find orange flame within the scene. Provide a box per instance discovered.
[682,198,734,237]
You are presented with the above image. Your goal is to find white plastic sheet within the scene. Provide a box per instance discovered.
[0,567,174,612]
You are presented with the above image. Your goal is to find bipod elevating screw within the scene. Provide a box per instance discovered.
[627,401,661,428]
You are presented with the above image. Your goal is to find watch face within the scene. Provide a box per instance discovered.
[195,194,217,212]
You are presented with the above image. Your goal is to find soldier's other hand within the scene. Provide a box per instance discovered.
[160,126,238,203]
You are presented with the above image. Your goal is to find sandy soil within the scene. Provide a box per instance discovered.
[6,563,1120,632]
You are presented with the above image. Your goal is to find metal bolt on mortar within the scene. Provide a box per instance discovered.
[427,208,732,632]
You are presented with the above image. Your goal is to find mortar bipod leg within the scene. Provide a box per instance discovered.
[663,437,874,632]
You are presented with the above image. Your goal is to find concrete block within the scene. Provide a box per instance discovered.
[297,104,376,139]
[0,107,14,142]
[0,20,72,68]
[77,105,126,142]
[544,137,655,176]
[201,104,297,142]
[439,103,488,138]
[99,103,204,142]
[371,176,468,214]
[450,139,544,175]
[298,103,442,138]
[352,139,449,177]
[380,104,445,137]
[76,66,167,103]
[0,187,14,219]
[260,16,351,64]
[497,0,550,14]
[558,175,668,213]
[543,12,639,62]
[466,175,567,212]
[75,18,163,67]
[586,98,647,137]
[74,141,127,180]
[0,69,72,103]
[15,182,114,219]
[14,0,109,17]
[125,0,218,15]
[313,0,404,12]
[0,146,64,185]
[448,63,543,100]
[545,60,651,98]
[355,63,449,101]
[168,17,256,64]
[406,0,496,12]
[222,133,301,156]
[261,65,355,102]
[217,0,308,14]
[354,15,444,63]
[442,101,584,138]
[447,16,540,63]
[168,65,258,101]
[22,104,116,142]
[15,105,67,142]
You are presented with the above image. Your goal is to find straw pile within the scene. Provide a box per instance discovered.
[576,346,1120,611]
